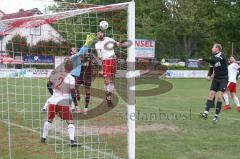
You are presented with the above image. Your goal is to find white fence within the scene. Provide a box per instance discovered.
[0,69,52,78]
[165,70,208,78]
[0,69,209,78]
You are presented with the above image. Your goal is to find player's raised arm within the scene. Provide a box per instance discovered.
[70,33,96,62]
[115,40,132,48]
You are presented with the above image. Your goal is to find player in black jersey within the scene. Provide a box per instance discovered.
[77,50,97,114]
[199,43,228,124]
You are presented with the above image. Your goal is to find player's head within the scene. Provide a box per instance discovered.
[212,43,222,54]
[229,55,236,63]
[64,59,73,73]
[71,47,77,55]
[97,31,104,41]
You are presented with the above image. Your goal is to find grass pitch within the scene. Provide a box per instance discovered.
[136,78,240,159]
[1,78,240,159]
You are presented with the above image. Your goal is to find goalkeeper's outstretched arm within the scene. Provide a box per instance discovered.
[70,34,96,60]
[70,33,96,67]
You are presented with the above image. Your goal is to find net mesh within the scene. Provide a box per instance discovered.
[0,2,131,159]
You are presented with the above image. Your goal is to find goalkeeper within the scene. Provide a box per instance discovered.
[69,48,95,113]
[75,49,96,114]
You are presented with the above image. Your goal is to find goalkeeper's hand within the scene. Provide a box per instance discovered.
[84,33,96,46]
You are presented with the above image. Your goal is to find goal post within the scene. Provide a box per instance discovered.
[127,2,136,159]
[0,1,135,159]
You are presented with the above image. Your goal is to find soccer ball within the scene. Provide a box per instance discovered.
[99,21,109,30]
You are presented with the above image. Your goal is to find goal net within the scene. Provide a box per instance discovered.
[0,1,135,159]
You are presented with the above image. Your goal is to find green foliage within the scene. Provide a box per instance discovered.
[6,35,70,57]
[8,0,240,59]
[49,0,129,59]
[34,40,70,56]
[53,0,81,3]
[5,35,59,68]
[137,0,240,59]
[6,35,30,56]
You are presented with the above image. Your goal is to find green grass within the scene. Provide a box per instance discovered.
[136,78,240,159]
[1,78,240,159]
[0,78,127,159]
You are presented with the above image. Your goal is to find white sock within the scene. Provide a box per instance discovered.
[233,96,240,107]
[42,121,51,138]
[71,102,75,110]
[107,83,114,92]
[223,93,229,105]
[42,98,50,109]
[104,83,114,92]
[67,124,75,141]
[204,111,209,115]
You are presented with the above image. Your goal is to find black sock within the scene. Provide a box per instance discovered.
[70,90,78,106]
[215,101,222,115]
[85,93,90,108]
[76,89,80,101]
[211,97,215,108]
[106,92,112,101]
[205,100,213,112]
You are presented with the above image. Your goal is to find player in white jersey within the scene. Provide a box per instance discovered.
[41,60,80,147]
[95,31,122,106]
[223,55,240,112]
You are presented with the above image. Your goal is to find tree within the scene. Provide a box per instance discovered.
[165,0,218,58]
[48,0,240,59]
[6,35,30,57]
[53,0,81,3]
[212,0,240,55]
[34,40,70,56]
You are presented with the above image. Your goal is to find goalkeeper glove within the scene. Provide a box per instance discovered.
[84,33,96,46]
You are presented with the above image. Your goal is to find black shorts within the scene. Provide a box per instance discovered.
[210,78,228,92]
[77,65,92,88]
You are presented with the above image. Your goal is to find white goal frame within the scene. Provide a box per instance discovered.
[127,2,135,159]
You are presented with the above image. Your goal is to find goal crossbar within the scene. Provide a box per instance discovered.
[0,2,130,28]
